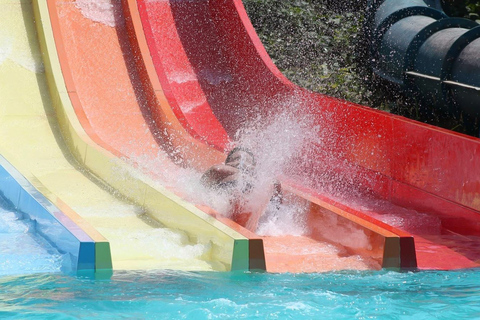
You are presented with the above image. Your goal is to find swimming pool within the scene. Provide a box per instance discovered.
[1,269,479,319]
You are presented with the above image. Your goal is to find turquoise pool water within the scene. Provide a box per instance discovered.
[1,269,480,319]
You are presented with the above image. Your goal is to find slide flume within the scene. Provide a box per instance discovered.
[7,0,479,273]
[123,0,414,272]
[36,0,249,272]
[0,0,110,271]
[0,0,246,273]
[135,0,480,270]
[43,0,405,272]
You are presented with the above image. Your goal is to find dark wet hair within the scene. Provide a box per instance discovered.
[225,147,256,166]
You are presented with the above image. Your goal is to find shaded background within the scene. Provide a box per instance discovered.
[243,0,480,135]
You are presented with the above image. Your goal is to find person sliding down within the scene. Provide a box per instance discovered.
[201,147,282,231]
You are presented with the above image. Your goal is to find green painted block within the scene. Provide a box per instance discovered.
[230,239,249,271]
[95,241,113,271]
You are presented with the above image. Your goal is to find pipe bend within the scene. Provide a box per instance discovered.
[366,0,480,128]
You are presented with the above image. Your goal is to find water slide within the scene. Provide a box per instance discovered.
[0,154,96,275]
[3,0,480,273]
[1,0,250,273]
[0,0,111,273]
[0,0,405,274]
[40,0,407,273]
[131,0,480,270]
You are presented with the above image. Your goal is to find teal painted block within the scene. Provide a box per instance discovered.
[77,242,95,270]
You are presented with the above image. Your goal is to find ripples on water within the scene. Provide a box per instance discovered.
[1,269,480,319]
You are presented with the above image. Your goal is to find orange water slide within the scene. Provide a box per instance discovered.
[48,0,224,171]
[124,0,418,271]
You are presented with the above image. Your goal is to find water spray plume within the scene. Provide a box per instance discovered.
[227,98,321,234]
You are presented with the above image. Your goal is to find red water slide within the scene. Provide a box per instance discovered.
[135,0,480,270]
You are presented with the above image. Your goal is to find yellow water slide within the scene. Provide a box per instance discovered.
[0,0,248,272]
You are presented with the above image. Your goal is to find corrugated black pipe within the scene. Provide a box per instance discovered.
[365,0,480,135]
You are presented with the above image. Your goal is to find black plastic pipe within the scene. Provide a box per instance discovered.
[365,0,480,129]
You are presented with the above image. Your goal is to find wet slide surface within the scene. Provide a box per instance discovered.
[6,0,478,272]
[0,0,222,272]
[137,0,480,270]
[132,0,404,272]
[0,198,64,276]
[0,0,113,268]
[44,0,248,272]
[47,0,382,273]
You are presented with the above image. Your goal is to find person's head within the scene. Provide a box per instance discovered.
[225,147,256,175]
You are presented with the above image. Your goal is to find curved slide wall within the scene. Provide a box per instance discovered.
[136,0,480,270]
[0,0,111,272]
[32,0,405,273]
[35,0,253,272]
[0,0,250,273]
[127,0,416,271]
[9,0,478,272]
[123,0,420,272]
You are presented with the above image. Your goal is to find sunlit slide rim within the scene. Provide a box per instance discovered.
[32,0,250,272]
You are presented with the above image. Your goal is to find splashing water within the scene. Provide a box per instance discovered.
[0,5,44,73]
[75,0,117,27]
[228,101,321,234]
[0,206,65,276]
[120,98,320,236]
[256,200,307,236]
[233,105,319,182]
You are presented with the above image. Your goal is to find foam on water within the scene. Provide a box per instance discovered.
[74,200,146,219]
[69,180,210,263]
[98,226,207,261]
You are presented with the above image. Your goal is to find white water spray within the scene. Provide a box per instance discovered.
[75,0,117,27]
[217,99,321,234]
[121,97,321,236]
